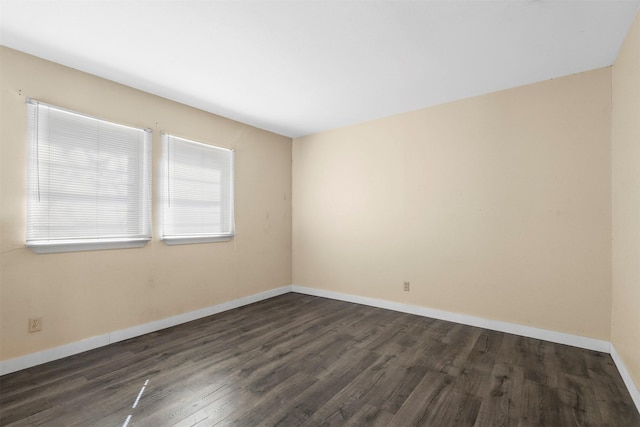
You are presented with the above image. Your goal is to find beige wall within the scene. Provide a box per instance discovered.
[0,47,292,361]
[293,68,613,340]
[612,12,640,389]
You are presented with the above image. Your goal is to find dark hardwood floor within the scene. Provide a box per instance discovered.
[1,293,638,426]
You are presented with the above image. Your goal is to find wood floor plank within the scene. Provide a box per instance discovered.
[559,373,606,427]
[343,403,395,426]
[297,357,407,425]
[261,351,381,425]
[387,368,457,425]
[474,363,523,427]
[1,293,638,426]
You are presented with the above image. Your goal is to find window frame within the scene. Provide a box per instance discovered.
[160,133,235,245]
[26,99,152,254]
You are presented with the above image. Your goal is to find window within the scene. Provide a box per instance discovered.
[26,99,152,253]
[161,134,234,244]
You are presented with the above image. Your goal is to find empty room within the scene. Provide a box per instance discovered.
[1,0,639,425]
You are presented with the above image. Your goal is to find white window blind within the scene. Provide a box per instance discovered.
[161,134,235,244]
[26,99,152,253]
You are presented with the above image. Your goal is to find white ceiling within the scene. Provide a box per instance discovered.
[1,1,639,138]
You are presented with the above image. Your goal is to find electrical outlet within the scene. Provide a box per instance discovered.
[403,281,410,292]
[29,317,42,333]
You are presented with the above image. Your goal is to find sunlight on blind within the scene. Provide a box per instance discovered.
[26,100,152,252]
[161,134,234,244]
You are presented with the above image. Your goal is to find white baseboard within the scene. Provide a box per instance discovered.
[610,343,640,412]
[3,283,638,416]
[291,285,640,413]
[291,285,611,352]
[109,286,291,344]
[0,286,291,376]
[0,334,111,377]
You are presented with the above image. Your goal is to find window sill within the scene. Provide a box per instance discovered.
[27,238,151,254]
[161,235,234,245]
